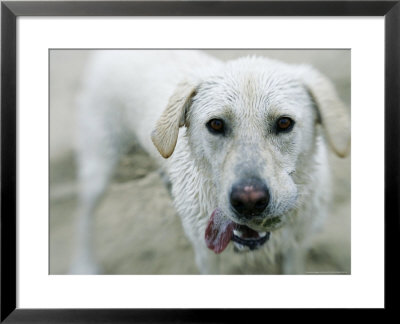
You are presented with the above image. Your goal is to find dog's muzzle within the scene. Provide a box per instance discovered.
[205,208,270,254]
[230,178,270,220]
[232,225,270,252]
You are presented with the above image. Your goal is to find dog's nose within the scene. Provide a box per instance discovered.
[230,178,270,218]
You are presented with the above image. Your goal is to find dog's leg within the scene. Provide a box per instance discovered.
[180,219,221,274]
[70,150,119,274]
[282,246,306,274]
[193,244,221,274]
[70,94,125,274]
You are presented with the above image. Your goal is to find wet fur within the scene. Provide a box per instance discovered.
[72,50,350,274]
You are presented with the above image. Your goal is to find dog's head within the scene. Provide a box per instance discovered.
[152,56,350,253]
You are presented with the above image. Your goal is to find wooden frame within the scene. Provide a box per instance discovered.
[1,1,399,321]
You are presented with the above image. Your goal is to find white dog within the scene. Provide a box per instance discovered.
[72,50,350,274]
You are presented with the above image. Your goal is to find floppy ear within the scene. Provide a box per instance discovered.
[299,66,351,158]
[151,81,197,158]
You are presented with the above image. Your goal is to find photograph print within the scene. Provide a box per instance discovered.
[49,49,351,275]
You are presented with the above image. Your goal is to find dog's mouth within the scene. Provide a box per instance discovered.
[232,226,270,252]
[205,208,270,254]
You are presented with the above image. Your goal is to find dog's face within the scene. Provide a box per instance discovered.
[152,57,350,253]
[188,64,317,230]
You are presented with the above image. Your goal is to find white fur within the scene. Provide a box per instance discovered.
[71,50,350,274]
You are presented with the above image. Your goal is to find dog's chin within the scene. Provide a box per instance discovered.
[227,210,288,252]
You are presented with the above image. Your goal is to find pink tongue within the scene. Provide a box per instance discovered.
[205,208,235,254]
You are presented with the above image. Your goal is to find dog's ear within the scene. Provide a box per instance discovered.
[151,81,197,158]
[299,66,351,158]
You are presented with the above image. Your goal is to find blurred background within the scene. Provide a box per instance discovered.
[50,50,351,274]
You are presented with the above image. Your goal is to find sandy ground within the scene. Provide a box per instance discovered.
[49,50,351,274]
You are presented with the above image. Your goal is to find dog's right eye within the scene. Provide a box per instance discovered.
[207,119,225,134]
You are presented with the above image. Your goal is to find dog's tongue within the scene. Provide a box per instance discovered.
[205,208,235,254]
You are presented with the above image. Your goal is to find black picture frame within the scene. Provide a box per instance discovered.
[1,0,399,322]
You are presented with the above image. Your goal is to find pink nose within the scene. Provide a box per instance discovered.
[230,178,270,218]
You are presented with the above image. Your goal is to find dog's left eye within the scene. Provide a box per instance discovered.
[276,117,294,133]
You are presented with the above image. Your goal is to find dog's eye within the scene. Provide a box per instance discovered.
[276,117,294,133]
[207,119,225,134]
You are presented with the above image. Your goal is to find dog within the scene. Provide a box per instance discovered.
[71,50,350,274]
